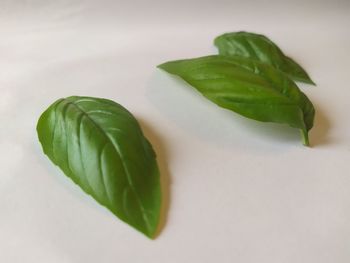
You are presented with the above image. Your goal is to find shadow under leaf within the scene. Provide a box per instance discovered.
[138,118,171,238]
[309,104,331,147]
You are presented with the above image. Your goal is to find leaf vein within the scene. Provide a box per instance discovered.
[63,99,152,233]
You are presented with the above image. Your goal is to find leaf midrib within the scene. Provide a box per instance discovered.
[181,68,299,104]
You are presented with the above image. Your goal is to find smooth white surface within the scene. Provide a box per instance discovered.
[1,1,350,262]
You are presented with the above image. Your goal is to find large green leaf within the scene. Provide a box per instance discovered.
[37,96,161,238]
[214,31,315,85]
[158,55,315,145]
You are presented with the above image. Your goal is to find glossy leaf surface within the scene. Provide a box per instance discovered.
[37,96,161,238]
[214,31,315,85]
[158,55,315,145]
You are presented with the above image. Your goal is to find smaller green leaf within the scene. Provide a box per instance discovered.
[214,31,315,85]
[158,55,315,145]
[37,96,162,238]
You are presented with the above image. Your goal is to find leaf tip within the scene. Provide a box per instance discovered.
[299,77,316,86]
[308,79,317,86]
[156,63,165,69]
[156,61,177,74]
[137,223,159,240]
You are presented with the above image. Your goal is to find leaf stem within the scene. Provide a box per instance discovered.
[301,129,310,146]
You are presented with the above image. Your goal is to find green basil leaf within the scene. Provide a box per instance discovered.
[158,55,315,145]
[214,31,316,85]
[37,96,161,238]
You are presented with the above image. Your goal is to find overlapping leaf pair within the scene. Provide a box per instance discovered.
[158,31,315,146]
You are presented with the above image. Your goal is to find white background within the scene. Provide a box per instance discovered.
[1,1,350,262]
